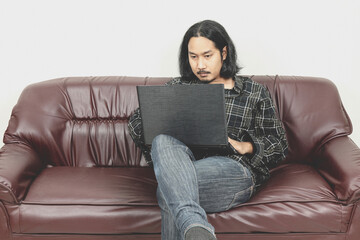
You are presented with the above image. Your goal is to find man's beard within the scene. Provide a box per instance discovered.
[197,71,215,83]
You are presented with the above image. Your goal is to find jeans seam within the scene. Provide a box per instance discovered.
[233,160,256,192]
[226,184,254,211]
[197,177,250,184]
[228,161,255,210]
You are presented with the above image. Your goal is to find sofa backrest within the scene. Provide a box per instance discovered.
[4,76,352,167]
[4,76,168,167]
[251,75,352,163]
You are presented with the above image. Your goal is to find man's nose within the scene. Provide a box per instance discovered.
[197,57,206,69]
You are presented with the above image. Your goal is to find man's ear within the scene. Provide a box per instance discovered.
[222,46,228,61]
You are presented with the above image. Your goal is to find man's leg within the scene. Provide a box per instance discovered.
[151,134,214,240]
[193,156,254,213]
[156,188,182,239]
[151,134,254,239]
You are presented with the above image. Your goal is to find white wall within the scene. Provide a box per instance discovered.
[0,0,359,147]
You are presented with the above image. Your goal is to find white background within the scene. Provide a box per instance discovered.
[0,0,359,147]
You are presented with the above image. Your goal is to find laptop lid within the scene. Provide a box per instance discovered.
[137,84,228,148]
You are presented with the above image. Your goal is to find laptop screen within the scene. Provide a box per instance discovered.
[137,84,228,148]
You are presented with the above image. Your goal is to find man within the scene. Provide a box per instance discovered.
[128,20,288,240]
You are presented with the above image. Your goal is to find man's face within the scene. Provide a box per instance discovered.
[188,36,227,83]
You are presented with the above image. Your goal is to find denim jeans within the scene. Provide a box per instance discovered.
[151,134,255,240]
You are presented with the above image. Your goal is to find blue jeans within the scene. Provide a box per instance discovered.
[151,134,255,240]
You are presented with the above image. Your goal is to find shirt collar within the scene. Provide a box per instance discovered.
[184,76,244,95]
[232,76,244,95]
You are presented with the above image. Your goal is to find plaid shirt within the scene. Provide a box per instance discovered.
[128,76,288,188]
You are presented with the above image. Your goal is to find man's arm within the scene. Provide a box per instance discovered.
[128,108,152,164]
[234,86,288,184]
[249,87,288,177]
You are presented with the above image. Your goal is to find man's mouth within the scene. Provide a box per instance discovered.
[197,71,210,77]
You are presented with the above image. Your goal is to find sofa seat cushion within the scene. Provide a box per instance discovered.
[12,167,161,234]
[6,164,351,235]
[24,167,158,205]
[208,163,351,234]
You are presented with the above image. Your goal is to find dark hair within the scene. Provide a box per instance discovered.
[179,20,241,80]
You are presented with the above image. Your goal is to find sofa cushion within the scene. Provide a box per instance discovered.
[5,76,352,168]
[209,163,351,233]
[4,77,170,168]
[252,76,352,163]
[24,167,158,205]
[13,167,161,234]
[5,164,350,235]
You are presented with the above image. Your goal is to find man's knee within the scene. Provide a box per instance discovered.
[151,134,182,159]
[152,134,173,151]
[151,134,191,161]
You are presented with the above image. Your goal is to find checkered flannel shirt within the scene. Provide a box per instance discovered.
[128,76,288,188]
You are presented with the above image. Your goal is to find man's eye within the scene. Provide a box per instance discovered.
[190,55,197,59]
[205,55,211,58]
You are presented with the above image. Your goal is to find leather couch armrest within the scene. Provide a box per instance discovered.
[316,136,360,203]
[0,143,44,204]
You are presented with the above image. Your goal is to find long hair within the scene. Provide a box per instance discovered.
[179,20,241,80]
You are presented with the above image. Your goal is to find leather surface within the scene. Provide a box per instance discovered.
[11,235,161,240]
[0,75,358,239]
[10,204,161,234]
[4,163,351,234]
[4,76,352,168]
[251,75,352,163]
[25,167,158,205]
[316,136,360,202]
[0,201,11,239]
[4,76,169,168]
[0,144,44,203]
[8,233,349,240]
[208,163,350,234]
[347,203,360,240]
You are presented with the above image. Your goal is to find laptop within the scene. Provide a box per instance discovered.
[136,84,228,150]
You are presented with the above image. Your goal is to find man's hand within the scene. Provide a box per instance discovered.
[228,137,254,155]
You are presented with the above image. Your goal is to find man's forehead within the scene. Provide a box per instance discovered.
[188,37,218,54]
[188,49,213,55]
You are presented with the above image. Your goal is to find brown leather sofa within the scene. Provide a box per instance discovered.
[0,75,359,240]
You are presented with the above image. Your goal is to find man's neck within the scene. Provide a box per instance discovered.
[210,77,235,89]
